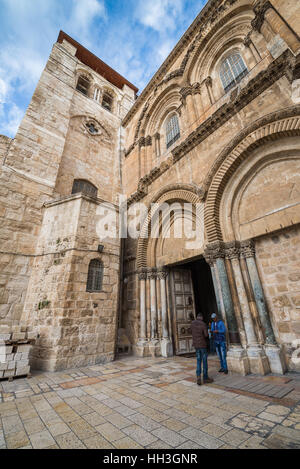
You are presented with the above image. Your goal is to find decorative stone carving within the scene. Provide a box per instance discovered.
[240,240,256,258]
[204,241,226,261]
[138,269,148,281]
[225,241,241,260]
[147,268,157,280]
[157,269,169,280]
[251,1,272,33]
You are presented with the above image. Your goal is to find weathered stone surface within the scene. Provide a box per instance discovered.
[0,0,300,373]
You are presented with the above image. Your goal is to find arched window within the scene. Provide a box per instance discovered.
[166,114,180,149]
[102,91,113,112]
[72,179,98,198]
[76,75,91,96]
[86,259,104,292]
[220,53,248,93]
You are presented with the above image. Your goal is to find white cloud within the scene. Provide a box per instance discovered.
[135,0,184,32]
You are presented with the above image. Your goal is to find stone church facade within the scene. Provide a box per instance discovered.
[0,0,299,374]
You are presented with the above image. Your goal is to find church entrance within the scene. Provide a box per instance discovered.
[169,257,218,356]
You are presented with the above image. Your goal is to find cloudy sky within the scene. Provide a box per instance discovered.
[0,0,207,138]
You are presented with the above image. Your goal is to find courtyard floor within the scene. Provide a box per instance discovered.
[0,355,299,450]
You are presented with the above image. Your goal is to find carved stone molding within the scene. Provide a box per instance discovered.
[240,240,256,259]
[122,0,239,128]
[251,1,272,33]
[157,269,169,280]
[224,241,241,260]
[243,32,252,48]
[138,269,148,281]
[204,241,226,261]
[147,268,157,280]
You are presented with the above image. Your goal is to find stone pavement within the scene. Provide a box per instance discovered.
[0,356,300,450]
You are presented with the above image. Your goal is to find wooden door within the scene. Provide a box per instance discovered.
[170,269,196,355]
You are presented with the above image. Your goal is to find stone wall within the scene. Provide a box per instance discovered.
[256,226,300,371]
[21,195,121,371]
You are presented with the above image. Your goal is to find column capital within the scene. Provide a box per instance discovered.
[147,268,157,280]
[203,76,212,88]
[240,239,256,258]
[224,241,241,260]
[204,241,226,261]
[138,268,148,281]
[243,32,252,48]
[251,0,273,33]
[157,268,169,280]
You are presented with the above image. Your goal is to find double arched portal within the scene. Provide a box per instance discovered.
[134,107,300,375]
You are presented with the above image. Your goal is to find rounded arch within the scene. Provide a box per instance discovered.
[187,5,254,85]
[136,184,204,269]
[139,84,181,138]
[204,107,300,243]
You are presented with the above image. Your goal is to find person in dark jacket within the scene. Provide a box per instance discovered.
[191,314,214,386]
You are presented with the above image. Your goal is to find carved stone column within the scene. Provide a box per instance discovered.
[204,77,214,106]
[225,242,270,375]
[135,269,148,357]
[241,240,286,374]
[244,32,261,63]
[158,269,173,357]
[148,269,160,357]
[205,242,250,375]
[204,253,225,320]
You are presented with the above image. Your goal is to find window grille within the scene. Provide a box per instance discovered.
[86,259,103,292]
[220,53,248,93]
[102,92,113,112]
[166,114,180,149]
[72,179,98,198]
[76,76,90,96]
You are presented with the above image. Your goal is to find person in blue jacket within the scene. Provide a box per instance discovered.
[211,313,228,374]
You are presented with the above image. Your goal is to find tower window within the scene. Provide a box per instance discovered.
[220,53,248,93]
[102,92,113,112]
[72,179,98,198]
[166,114,180,149]
[86,259,104,292]
[76,76,90,96]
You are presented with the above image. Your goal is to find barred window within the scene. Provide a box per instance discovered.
[76,76,90,96]
[102,92,113,112]
[166,114,180,149]
[220,53,248,93]
[72,179,98,198]
[86,259,103,292]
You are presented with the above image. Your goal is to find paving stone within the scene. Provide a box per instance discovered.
[96,422,125,442]
[122,424,158,446]
[113,437,143,449]
[23,417,46,434]
[105,412,132,429]
[258,411,285,424]
[220,429,251,446]
[128,412,161,431]
[29,430,56,449]
[263,433,300,449]
[84,435,114,449]
[201,423,229,438]
[151,426,187,447]
[47,421,70,437]
[6,430,30,449]
[55,432,86,449]
[180,426,224,449]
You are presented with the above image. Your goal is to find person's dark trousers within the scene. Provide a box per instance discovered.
[196,348,208,379]
[215,341,228,371]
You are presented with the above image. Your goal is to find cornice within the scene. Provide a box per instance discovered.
[122,0,239,127]
[126,50,299,206]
